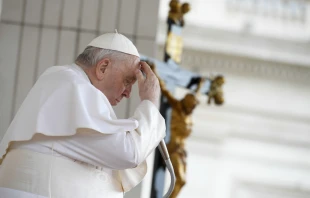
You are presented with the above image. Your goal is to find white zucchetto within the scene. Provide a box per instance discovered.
[88,30,140,57]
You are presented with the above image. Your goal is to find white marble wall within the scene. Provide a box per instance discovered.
[0,1,2,18]
[0,0,160,197]
[0,0,159,135]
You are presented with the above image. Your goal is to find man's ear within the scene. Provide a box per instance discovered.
[95,58,110,80]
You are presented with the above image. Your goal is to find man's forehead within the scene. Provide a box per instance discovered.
[127,62,139,81]
[132,58,141,68]
[122,56,139,80]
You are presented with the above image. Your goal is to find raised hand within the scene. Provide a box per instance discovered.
[135,61,160,108]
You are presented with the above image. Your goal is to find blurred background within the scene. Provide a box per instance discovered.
[0,0,310,198]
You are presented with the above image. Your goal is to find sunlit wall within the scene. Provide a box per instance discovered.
[157,0,310,198]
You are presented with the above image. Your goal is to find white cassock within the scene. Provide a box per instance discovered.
[0,64,166,198]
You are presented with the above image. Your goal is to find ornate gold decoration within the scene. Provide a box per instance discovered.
[168,0,191,26]
[165,0,191,64]
[208,75,225,105]
[166,31,183,63]
[149,62,203,198]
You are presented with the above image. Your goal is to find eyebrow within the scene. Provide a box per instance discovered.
[126,76,137,82]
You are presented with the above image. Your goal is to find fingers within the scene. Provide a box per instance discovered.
[140,61,154,77]
[135,61,161,108]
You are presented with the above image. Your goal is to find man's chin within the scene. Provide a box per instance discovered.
[108,99,118,106]
[113,99,121,106]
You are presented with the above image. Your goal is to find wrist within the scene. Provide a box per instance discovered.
[141,99,159,109]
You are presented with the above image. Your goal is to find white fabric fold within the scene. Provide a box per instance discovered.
[0,64,166,193]
[0,149,124,198]
[120,100,166,191]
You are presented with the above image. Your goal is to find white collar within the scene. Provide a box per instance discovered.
[71,63,92,83]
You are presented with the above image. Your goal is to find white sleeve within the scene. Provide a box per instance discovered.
[54,100,166,170]
[128,100,166,165]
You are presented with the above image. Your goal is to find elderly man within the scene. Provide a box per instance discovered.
[0,32,166,197]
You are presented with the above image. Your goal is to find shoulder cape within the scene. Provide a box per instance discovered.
[0,65,146,192]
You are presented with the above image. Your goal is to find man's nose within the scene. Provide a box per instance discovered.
[123,86,132,98]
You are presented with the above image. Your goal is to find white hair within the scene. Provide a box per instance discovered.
[75,46,136,67]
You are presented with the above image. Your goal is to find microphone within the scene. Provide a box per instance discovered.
[158,140,176,198]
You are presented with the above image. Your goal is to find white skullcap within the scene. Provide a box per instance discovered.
[87,30,140,57]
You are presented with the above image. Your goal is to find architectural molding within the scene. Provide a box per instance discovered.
[233,178,310,198]
[157,45,310,84]
[187,136,310,171]
[157,17,310,65]
[187,91,310,146]
[226,0,308,23]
